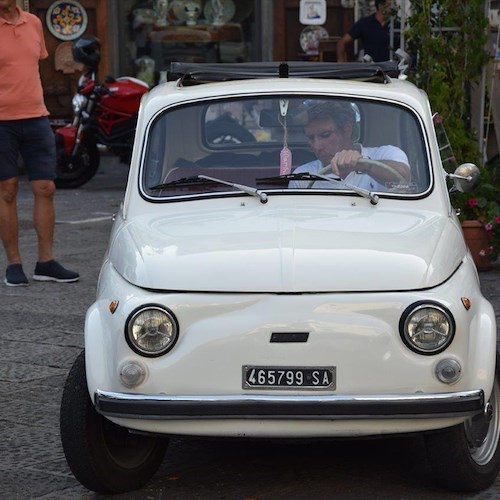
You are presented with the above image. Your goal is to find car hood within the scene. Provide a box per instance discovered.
[109,203,466,293]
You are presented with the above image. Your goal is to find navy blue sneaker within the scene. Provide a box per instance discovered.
[33,260,79,283]
[5,264,29,287]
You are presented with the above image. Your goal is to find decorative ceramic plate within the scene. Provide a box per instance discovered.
[299,25,329,54]
[46,0,88,41]
[299,0,327,25]
[204,0,236,24]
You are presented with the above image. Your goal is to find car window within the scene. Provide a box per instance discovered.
[141,95,430,200]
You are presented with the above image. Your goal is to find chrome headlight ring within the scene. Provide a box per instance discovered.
[125,304,179,357]
[399,301,456,355]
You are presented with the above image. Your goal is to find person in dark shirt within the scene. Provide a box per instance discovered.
[337,0,392,62]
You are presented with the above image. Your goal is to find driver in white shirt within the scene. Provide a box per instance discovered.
[289,101,410,190]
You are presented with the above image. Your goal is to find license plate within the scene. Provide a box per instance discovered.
[243,366,336,390]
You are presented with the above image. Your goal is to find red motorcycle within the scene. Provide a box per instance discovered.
[54,36,149,188]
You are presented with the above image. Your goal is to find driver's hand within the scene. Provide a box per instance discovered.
[330,149,363,178]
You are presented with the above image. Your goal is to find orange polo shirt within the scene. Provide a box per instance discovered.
[0,6,49,120]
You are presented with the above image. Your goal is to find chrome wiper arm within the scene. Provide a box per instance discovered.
[199,175,268,204]
[311,173,379,205]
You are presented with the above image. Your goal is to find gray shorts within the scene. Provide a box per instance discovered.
[0,117,56,181]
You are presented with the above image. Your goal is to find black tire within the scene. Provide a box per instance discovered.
[60,351,168,494]
[206,116,256,144]
[55,138,100,189]
[425,352,500,492]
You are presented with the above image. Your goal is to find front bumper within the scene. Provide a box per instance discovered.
[95,389,484,420]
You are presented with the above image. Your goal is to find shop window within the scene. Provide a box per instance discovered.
[123,0,255,87]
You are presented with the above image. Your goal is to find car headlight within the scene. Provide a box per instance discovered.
[399,302,455,355]
[72,94,87,114]
[125,305,178,357]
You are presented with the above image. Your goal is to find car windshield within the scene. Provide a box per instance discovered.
[141,95,430,200]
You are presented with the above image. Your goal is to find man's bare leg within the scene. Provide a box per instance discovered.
[31,179,56,262]
[0,177,21,265]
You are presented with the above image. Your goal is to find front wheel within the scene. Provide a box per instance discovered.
[425,353,500,492]
[60,351,168,493]
[55,138,100,189]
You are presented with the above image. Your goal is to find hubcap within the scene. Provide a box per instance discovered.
[464,378,500,465]
[101,416,158,469]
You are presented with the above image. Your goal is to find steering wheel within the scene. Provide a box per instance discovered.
[317,158,407,183]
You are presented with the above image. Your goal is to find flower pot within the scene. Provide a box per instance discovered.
[461,220,492,271]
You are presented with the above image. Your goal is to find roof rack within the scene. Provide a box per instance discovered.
[168,61,400,86]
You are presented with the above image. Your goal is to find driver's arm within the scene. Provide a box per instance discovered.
[356,158,410,183]
[330,149,410,183]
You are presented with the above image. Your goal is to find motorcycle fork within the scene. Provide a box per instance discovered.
[71,95,96,156]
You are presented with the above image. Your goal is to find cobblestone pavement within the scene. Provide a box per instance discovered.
[0,155,499,499]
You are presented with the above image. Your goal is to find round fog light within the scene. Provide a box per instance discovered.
[120,360,147,388]
[435,358,462,384]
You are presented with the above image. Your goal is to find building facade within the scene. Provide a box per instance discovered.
[22,0,357,118]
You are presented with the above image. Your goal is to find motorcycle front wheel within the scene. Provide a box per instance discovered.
[55,137,100,189]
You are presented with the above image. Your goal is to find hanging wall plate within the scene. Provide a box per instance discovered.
[300,25,329,54]
[46,0,88,41]
[299,0,326,26]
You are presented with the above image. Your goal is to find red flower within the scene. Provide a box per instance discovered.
[467,198,478,207]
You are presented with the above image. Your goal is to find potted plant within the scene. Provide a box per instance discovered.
[455,160,500,269]
[404,1,498,269]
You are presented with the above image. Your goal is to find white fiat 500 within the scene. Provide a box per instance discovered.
[60,61,498,494]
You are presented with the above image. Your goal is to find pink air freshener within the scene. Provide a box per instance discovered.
[280,146,292,175]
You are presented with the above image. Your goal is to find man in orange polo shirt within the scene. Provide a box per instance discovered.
[0,0,79,286]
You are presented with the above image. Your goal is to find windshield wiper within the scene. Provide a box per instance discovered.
[258,172,379,205]
[150,175,268,204]
[199,175,268,203]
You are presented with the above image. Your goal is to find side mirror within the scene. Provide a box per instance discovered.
[447,163,480,193]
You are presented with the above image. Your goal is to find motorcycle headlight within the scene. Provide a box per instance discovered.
[72,94,87,114]
[125,305,178,357]
[399,302,455,355]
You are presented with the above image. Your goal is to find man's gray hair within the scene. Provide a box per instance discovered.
[306,101,355,130]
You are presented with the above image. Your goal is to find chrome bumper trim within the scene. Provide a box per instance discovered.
[94,389,484,420]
